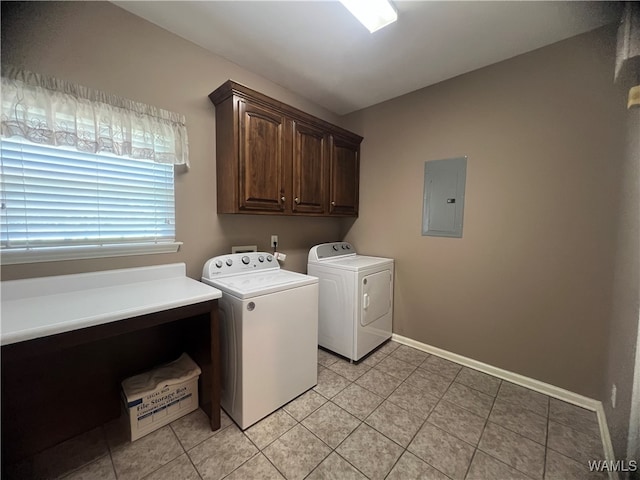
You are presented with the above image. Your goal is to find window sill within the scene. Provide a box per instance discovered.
[0,242,183,265]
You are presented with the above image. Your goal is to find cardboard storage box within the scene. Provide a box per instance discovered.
[121,353,201,441]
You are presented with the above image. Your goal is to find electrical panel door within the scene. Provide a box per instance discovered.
[422,156,467,238]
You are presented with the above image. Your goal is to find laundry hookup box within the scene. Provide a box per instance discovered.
[121,353,201,441]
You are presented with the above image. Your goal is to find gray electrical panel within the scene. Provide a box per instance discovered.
[422,156,467,238]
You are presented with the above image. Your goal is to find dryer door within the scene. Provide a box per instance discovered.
[361,269,392,326]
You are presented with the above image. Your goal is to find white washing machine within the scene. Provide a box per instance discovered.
[308,242,394,362]
[202,252,318,429]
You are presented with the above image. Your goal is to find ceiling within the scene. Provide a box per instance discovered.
[114,1,621,115]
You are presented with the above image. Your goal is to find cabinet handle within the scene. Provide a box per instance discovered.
[294,197,300,204]
[331,201,336,206]
[281,196,286,203]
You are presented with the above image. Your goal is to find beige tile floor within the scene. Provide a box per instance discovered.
[6,341,608,480]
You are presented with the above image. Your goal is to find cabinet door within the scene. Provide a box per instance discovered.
[238,100,286,212]
[329,136,360,216]
[292,121,327,214]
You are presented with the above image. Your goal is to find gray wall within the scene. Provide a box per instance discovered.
[341,27,626,399]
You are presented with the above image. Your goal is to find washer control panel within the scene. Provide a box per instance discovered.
[202,252,277,279]
[311,242,355,260]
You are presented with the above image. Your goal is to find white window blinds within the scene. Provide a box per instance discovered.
[0,138,176,251]
[0,67,185,264]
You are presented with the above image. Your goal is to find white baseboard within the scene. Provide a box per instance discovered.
[392,333,618,480]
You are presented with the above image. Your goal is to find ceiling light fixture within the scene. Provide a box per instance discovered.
[339,0,398,33]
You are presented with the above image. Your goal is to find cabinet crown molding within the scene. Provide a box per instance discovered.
[209,80,363,143]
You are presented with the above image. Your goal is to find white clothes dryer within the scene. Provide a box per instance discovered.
[202,252,318,429]
[308,242,394,362]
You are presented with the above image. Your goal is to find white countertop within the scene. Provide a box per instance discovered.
[1,263,222,346]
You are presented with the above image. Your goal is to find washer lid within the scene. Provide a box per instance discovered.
[201,269,317,299]
[317,255,394,271]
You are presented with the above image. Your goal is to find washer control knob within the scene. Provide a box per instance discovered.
[258,255,264,263]
[226,258,233,266]
[215,260,223,268]
[266,255,273,262]
[342,244,347,249]
[332,245,339,251]
[242,256,250,265]
[346,244,351,249]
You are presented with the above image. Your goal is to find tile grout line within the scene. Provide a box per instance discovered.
[329,419,401,479]
[484,400,549,447]
[245,409,299,451]
[463,378,502,480]
[102,423,121,479]
[478,419,545,479]
[283,394,327,424]
[440,376,502,478]
[362,396,424,448]
[493,387,551,417]
[223,417,294,479]
[184,422,235,458]
[131,426,185,480]
[299,421,344,477]
[418,421,479,477]
[463,449,480,480]
[442,383,495,419]
[242,414,296,479]
[314,362,353,399]
[255,448,289,480]
[542,395,551,480]
[387,354,472,478]
[380,400,432,479]
[299,420,370,479]
[160,425,187,476]
[218,451,261,480]
[328,450,370,480]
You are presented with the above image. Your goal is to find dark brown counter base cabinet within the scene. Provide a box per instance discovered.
[1,301,220,467]
[209,80,362,217]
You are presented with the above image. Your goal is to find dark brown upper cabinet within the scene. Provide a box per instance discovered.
[292,120,328,214]
[238,100,286,212]
[329,134,360,216]
[209,80,362,217]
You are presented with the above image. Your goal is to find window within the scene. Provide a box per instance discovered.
[1,67,188,264]
[1,136,175,246]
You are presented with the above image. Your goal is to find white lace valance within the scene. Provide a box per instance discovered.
[1,66,189,167]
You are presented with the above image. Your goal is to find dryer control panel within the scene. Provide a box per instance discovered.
[202,252,278,279]
[309,242,356,261]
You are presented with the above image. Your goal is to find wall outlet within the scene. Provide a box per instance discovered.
[611,384,617,409]
[271,235,278,248]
